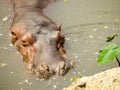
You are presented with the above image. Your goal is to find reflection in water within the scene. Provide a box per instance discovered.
[0,0,120,90]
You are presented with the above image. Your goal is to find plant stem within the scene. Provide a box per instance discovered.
[116,57,120,67]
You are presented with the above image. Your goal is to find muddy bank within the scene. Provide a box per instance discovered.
[63,67,120,90]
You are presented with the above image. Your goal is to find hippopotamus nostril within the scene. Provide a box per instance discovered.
[39,63,48,71]
[54,61,66,75]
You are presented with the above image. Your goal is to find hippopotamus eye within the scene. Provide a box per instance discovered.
[22,40,29,47]
[40,21,49,27]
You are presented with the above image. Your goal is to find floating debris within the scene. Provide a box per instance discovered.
[84,50,90,53]
[9,72,13,77]
[16,51,19,54]
[9,8,11,11]
[83,70,86,73]
[0,33,3,36]
[94,52,98,55]
[47,80,52,85]
[93,28,97,31]
[114,19,119,23]
[72,71,76,74]
[74,39,77,42]
[98,16,102,18]
[104,26,108,29]
[24,79,29,83]
[88,35,94,39]
[18,79,32,86]
[35,77,44,81]
[63,77,66,80]
[65,37,70,40]
[24,79,32,85]
[98,36,102,39]
[39,79,44,81]
[52,77,56,80]
[2,16,8,21]
[64,0,68,2]
[18,82,23,85]
[9,44,13,47]
[0,63,7,68]
[10,72,13,74]
[52,85,57,89]
[84,50,88,53]
[74,55,78,59]
[74,28,78,31]
[20,88,24,90]
[0,23,3,25]
[3,47,7,50]
[35,78,40,81]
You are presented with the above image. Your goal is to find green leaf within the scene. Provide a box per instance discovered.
[97,43,120,64]
[106,34,118,42]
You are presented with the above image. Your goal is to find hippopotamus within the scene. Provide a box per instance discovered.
[9,0,73,79]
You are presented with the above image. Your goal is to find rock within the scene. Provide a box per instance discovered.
[63,67,120,90]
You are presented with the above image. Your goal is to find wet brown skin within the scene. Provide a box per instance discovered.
[10,0,73,79]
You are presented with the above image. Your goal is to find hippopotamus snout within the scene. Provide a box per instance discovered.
[33,31,73,75]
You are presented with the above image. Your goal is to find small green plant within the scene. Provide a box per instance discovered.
[69,72,82,82]
[97,43,120,66]
[97,34,120,66]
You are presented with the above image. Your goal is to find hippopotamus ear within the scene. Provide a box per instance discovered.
[57,24,62,31]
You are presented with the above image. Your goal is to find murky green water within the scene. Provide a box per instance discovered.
[0,0,120,90]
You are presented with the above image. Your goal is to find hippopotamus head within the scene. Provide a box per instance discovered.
[9,0,73,79]
[10,20,73,79]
